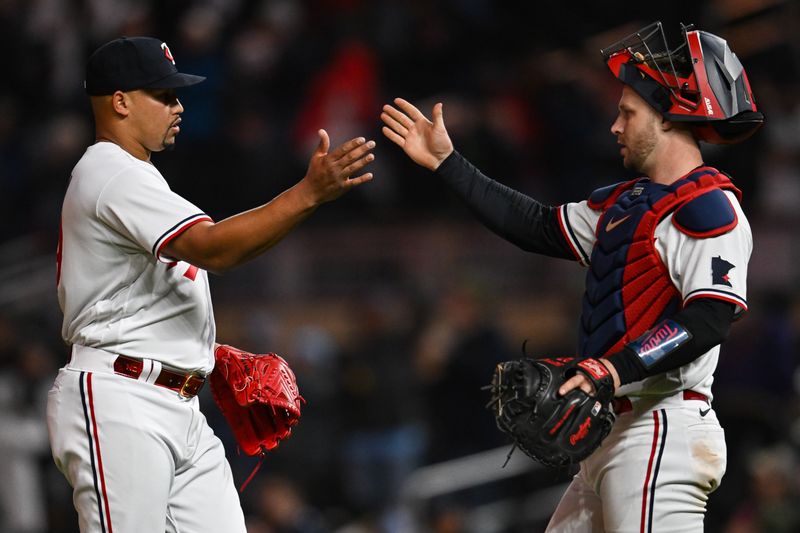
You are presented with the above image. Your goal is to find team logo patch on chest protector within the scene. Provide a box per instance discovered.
[578,168,739,358]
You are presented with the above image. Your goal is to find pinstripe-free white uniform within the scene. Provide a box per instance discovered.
[557,190,750,401]
[546,190,750,532]
[47,141,245,532]
[57,142,215,372]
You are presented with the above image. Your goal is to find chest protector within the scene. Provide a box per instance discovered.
[578,167,740,358]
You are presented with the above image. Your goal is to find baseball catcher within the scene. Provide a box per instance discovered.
[210,344,304,457]
[381,18,760,532]
[488,357,616,467]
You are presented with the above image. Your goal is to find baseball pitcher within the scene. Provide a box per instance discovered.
[47,36,374,532]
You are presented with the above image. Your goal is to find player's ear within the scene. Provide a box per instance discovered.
[110,91,131,117]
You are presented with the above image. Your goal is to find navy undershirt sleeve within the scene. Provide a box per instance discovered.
[605,298,737,385]
[435,151,575,259]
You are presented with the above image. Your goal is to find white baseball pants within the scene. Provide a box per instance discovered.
[46,349,246,532]
[546,393,726,532]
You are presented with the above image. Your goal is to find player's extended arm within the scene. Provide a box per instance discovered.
[381,99,573,259]
[163,130,374,274]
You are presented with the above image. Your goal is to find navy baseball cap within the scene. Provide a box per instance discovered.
[85,36,205,96]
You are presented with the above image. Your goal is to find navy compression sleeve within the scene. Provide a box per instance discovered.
[435,151,574,259]
[604,298,738,385]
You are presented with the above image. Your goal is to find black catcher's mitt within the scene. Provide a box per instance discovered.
[489,357,615,467]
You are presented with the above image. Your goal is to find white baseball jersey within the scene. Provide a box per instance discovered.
[559,189,751,399]
[548,187,748,532]
[57,141,215,372]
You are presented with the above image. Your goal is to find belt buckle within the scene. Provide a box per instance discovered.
[179,374,202,398]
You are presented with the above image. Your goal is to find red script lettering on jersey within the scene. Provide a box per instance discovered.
[167,262,199,281]
[56,222,63,286]
[183,265,198,281]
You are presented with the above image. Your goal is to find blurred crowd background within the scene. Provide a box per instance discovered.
[1,0,799,531]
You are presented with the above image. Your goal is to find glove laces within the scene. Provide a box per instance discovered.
[239,449,266,493]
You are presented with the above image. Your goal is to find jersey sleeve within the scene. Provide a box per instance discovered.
[95,167,212,263]
[558,201,601,266]
[435,151,577,260]
[656,191,751,313]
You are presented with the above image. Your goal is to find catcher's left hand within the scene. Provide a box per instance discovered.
[488,357,616,467]
[381,98,454,171]
[210,344,304,456]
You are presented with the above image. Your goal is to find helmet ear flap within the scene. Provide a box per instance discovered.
[693,110,765,144]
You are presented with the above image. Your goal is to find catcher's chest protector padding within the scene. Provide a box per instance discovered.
[579,167,740,357]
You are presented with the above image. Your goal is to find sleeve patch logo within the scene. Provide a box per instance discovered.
[712,256,735,287]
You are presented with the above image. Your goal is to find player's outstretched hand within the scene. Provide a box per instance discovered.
[302,129,375,204]
[381,98,453,171]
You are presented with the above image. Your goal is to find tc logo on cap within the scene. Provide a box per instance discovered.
[161,42,175,65]
[85,36,205,95]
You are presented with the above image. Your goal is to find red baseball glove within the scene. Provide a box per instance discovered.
[210,344,304,456]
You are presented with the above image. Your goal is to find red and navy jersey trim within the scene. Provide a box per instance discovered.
[557,205,590,266]
[685,288,747,311]
[153,213,212,261]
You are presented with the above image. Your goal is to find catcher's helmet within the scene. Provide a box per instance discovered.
[602,22,764,144]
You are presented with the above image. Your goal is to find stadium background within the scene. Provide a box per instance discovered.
[1,0,798,531]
